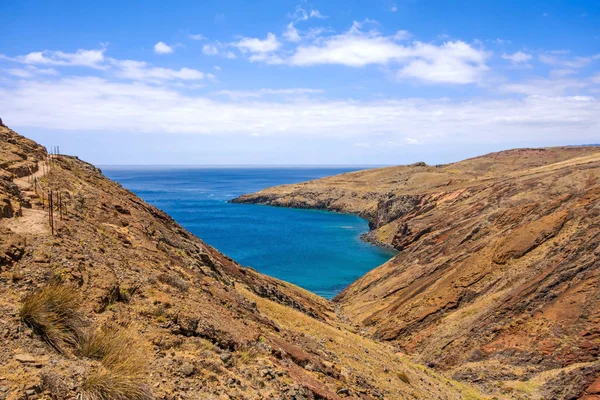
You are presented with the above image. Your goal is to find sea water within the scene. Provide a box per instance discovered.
[102,167,396,299]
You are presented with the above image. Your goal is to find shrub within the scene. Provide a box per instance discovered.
[157,272,189,292]
[79,326,152,400]
[20,283,83,352]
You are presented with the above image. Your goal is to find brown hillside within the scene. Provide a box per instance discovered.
[234,146,600,399]
[0,125,486,399]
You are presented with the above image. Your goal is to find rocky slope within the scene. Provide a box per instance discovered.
[233,147,600,399]
[0,125,488,399]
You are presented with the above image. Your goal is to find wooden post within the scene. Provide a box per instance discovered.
[49,190,54,235]
[59,192,63,221]
[41,191,44,209]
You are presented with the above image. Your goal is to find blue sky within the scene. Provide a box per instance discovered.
[0,0,599,165]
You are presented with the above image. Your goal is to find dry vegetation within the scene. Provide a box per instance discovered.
[80,368,153,400]
[19,282,84,352]
[20,282,152,399]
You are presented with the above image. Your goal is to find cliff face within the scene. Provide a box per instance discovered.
[0,125,485,400]
[234,147,600,399]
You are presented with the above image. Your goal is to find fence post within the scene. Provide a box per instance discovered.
[49,190,54,235]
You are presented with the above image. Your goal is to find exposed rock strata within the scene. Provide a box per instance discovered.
[234,146,600,398]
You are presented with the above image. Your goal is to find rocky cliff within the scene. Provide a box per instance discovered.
[234,147,600,399]
[0,125,488,399]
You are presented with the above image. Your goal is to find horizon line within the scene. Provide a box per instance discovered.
[98,164,394,168]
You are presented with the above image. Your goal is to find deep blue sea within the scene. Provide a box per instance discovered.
[102,167,396,299]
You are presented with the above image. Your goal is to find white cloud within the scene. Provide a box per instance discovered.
[500,78,589,96]
[281,24,488,84]
[189,34,205,40]
[501,51,533,64]
[309,10,327,19]
[214,88,324,99]
[202,44,220,55]
[539,51,600,68]
[397,42,489,84]
[1,77,598,146]
[233,33,281,54]
[391,5,398,12]
[393,30,411,41]
[283,23,301,42]
[214,65,221,71]
[110,59,210,82]
[0,48,106,69]
[288,4,327,21]
[1,47,211,84]
[5,66,59,78]
[154,42,173,54]
[491,38,511,45]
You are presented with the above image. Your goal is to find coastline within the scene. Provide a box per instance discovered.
[228,197,398,252]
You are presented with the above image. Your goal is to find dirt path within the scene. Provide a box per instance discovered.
[13,160,47,190]
[1,160,49,236]
[2,208,48,236]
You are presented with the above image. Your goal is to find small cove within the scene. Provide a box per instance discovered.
[102,166,396,299]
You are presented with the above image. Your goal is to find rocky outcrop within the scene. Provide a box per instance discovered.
[236,146,600,398]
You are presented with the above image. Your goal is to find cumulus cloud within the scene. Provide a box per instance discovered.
[189,33,204,40]
[202,44,220,55]
[233,33,281,54]
[279,23,488,84]
[397,41,488,84]
[231,33,282,63]
[154,42,174,54]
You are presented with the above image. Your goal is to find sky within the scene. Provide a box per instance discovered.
[0,0,599,165]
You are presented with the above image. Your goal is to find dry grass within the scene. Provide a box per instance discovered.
[79,325,152,400]
[158,272,189,292]
[19,282,83,352]
[80,367,152,400]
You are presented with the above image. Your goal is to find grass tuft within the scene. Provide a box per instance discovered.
[79,325,152,400]
[20,282,83,352]
[397,371,411,384]
[80,367,152,400]
[158,272,189,292]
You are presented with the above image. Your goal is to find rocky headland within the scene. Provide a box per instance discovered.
[233,146,600,399]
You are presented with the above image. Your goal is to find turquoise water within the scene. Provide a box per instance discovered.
[102,167,395,299]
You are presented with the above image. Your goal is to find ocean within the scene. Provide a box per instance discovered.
[102,166,396,299]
